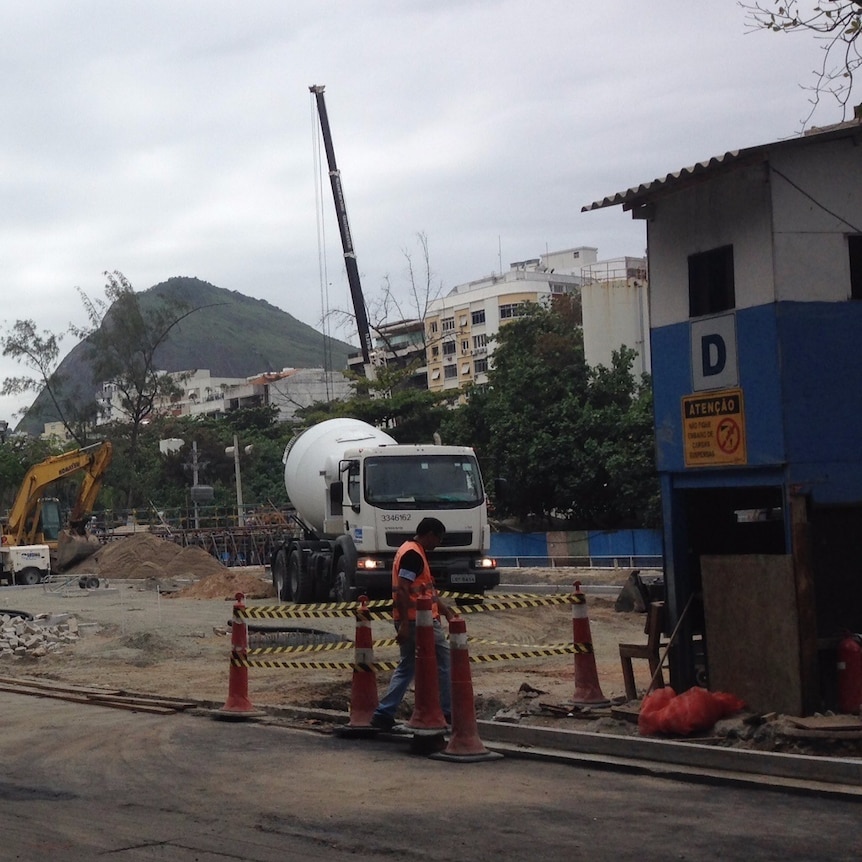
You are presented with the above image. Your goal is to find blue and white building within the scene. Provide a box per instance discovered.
[586,117,862,713]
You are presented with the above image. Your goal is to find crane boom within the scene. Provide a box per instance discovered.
[309,84,373,366]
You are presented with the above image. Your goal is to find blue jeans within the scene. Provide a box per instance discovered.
[374,618,451,721]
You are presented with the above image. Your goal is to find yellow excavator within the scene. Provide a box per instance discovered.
[0,441,113,585]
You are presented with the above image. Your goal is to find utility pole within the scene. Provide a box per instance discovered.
[226,434,245,528]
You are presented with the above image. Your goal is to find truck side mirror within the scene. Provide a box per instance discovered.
[493,477,508,502]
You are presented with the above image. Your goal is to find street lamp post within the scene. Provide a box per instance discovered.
[225,435,252,528]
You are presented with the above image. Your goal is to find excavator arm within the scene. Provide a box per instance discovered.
[4,441,113,546]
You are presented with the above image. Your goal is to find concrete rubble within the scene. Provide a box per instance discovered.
[0,612,80,658]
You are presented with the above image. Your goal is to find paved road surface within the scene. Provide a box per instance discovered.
[1,693,859,861]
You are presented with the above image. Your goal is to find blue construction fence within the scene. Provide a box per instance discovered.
[489,529,662,569]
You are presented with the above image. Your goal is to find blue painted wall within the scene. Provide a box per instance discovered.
[490,529,661,563]
[652,301,862,504]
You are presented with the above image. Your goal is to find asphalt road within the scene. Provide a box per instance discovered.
[1,693,860,861]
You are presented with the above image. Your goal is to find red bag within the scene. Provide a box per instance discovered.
[637,686,677,735]
[638,686,745,736]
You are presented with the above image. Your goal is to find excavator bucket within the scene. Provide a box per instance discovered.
[55,530,101,572]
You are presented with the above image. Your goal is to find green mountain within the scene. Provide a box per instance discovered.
[17,276,357,434]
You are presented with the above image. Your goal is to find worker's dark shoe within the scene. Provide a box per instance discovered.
[370,713,396,731]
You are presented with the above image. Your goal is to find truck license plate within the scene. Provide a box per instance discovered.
[450,574,476,584]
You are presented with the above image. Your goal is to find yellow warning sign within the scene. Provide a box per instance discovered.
[681,388,747,467]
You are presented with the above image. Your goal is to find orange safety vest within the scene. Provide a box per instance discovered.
[392,540,439,622]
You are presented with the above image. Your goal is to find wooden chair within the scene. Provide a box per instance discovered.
[619,601,667,701]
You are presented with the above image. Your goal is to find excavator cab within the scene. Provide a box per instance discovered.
[37,498,63,542]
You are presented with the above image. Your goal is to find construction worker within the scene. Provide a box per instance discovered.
[371,517,455,730]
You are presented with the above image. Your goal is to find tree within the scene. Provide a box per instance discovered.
[327,232,443,368]
[297,362,454,445]
[440,296,660,528]
[743,1,862,124]
[0,320,100,444]
[70,271,198,506]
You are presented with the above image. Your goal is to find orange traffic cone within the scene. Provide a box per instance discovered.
[571,582,609,707]
[343,596,379,735]
[215,593,263,720]
[406,591,448,735]
[432,617,502,763]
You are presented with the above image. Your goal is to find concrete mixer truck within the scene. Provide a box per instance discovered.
[270,418,499,603]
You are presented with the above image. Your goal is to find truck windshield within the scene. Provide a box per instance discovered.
[364,455,483,508]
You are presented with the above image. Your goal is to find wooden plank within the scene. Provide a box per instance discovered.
[701,555,804,716]
[0,683,179,714]
[0,675,123,697]
[788,715,862,731]
[87,693,196,710]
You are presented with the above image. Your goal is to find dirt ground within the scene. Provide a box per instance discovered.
[2,533,861,759]
[1,535,646,711]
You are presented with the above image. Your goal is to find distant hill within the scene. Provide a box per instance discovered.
[17,276,356,434]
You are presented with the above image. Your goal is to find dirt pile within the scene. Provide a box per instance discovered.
[64,531,276,601]
[66,532,229,580]
[171,570,275,601]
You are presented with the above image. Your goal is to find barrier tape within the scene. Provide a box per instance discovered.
[234,640,589,667]
[231,655,399,671]
[245,637,591,656]
[236,591,584,621]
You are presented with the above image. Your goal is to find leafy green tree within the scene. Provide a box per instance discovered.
[71,271,199,507]
[0,320,100,444]
[743,1,862,124]
[297,362,453,444]
[441,296,660,528]
[0,435,60,512]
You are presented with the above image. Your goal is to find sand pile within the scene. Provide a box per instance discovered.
[64,532,277,600]
[66,532,230,580]
[172,570,276,600]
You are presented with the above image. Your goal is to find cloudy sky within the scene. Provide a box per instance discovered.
[0,1,834,422]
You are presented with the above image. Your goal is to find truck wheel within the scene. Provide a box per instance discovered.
[16,567,44,586]
[289,549,314,603]
[313,561,330,603]
[272,548,291,602]
[334,557,358,603]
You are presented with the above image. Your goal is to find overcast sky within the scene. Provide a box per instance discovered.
[0,1,834,422]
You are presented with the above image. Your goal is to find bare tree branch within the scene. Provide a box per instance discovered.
[742,1,862,126]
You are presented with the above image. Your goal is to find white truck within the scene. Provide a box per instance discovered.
[270,418,499,602]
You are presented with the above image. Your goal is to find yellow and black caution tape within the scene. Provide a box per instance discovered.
[231,654,399,671]
[237,604,391,621]
[245,636,592,657]
[233,640,588,668]
[467,643,592,661]
[235,591,584,621]
[247,641,355,656]
[453,594,583,614]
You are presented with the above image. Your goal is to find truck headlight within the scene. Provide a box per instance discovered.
[357,558,386,570]
[473,557,496,569]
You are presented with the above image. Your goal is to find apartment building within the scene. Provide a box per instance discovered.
[425,246,648,393]
[95,367,351,425]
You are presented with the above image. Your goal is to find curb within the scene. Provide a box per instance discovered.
[226,700,862,797]
[476,720,862,797]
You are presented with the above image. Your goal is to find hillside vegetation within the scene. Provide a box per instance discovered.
[18,276,356,435]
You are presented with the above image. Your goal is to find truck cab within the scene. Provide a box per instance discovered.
[330,445,499,597]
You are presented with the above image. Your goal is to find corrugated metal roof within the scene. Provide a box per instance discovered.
[582,118,862,213]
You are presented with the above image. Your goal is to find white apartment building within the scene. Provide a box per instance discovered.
[581,256,650,377]
[254,367,353,421]
[425,247,649,393]
[95,367,352,425]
